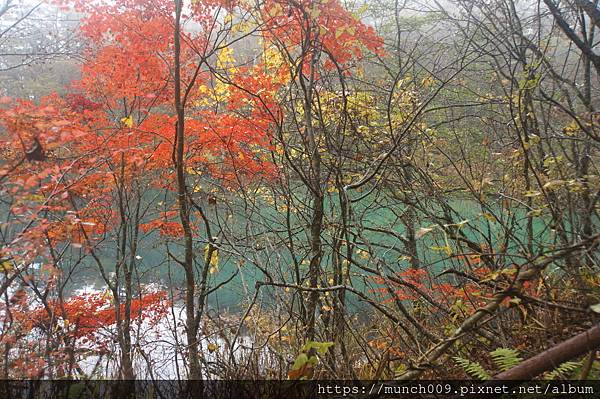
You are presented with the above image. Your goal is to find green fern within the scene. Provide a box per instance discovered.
[453,356,491,380]
[490,348,523,372]
[543,361,581,380]
[455,348,580,380]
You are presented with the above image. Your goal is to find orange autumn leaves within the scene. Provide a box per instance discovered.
[0,0,387,260]
[2,288,168,378]
[372,264,539,312]
[0,0,385,277]
[36,290,169,339]
[0,0,386,379]
[260,0,383,70]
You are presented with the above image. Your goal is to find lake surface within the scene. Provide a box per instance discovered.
[61,193,552,314]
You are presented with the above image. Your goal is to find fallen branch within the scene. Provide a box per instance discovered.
[493,323,600,380]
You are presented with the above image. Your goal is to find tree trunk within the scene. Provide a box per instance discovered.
[173,0,201,380]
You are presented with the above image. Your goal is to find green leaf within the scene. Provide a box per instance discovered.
[490,348,522,372]
[302,341,334,355]
[291,353,308,371]
[544,361,581,380]
[453,356,490,380]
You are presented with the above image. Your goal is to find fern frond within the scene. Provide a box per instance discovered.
[453,356,491,380]
[490,348,522,372]
[544,361,581,380]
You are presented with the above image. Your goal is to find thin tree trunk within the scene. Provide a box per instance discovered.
[174,0,201,380]
[303,44,323,342]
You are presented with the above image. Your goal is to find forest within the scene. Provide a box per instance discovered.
[0,0,599,390]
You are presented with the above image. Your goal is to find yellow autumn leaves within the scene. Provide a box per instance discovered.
[204,244,219,274]
[121,115,134,128]
[0,259,13,272]
[196,47,237,107]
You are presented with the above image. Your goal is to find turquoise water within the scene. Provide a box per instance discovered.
[63,189,553,313]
